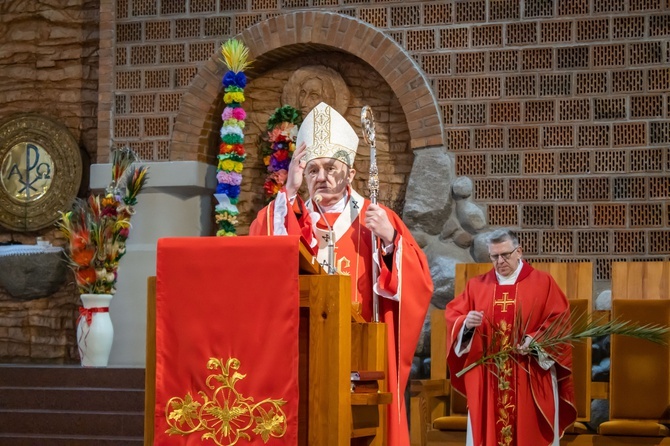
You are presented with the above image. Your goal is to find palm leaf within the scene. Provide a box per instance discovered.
[455,309,669,379]
[221,39,251,73]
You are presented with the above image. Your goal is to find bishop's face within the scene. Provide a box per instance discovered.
[304,158,355,207]
[488,239,522,278]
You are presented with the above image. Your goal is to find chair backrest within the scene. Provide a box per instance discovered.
[532,262,593,308]
[612,261,670,300]
[567,298,591,421]
[609,261,670,422]
[609,299,670,421]
[430,309,446,381]
[533,262,593,421]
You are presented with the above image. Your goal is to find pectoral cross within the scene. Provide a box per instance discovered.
[494,292,514,313]
[322,233,330,243]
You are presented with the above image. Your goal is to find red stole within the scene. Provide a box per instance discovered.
[316,212,373,317]
[491,284,518,446]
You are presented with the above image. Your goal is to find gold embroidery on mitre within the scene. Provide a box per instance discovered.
[311,105,331,159]
[298,102,358,166]
[311,106,353,165]
[165,357,288,445]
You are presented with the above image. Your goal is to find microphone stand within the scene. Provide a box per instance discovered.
[313,195,336,275]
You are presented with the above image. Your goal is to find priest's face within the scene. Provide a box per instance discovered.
[488,239,522,278]
[305,158,356,207]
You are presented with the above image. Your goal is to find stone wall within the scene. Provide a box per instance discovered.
[0,0,100,363]
[0,0,99,157]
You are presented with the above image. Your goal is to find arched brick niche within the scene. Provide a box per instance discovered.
[172,11,443,160]
[171,11,444,231]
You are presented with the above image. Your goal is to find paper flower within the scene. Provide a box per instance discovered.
[259,105,302,202]
[214,39,252,236]
[57,147,149,295]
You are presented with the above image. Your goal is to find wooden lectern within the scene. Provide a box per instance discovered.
[145,238,391,445]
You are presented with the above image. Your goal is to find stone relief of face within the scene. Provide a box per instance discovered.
[298,77,326,115]
[281,65,350,117]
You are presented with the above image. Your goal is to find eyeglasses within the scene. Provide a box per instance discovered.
[489,247,519,262]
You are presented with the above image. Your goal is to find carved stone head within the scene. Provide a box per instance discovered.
[281,65,350,116]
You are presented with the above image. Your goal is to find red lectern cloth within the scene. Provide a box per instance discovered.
[154,236,300,445]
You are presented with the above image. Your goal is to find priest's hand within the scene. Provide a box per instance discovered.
[365,203,395,246]
[464,310,484,329]
[516,335,532,355]
[286,142,307,198]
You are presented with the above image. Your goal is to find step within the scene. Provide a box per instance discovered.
[0,365,144,389]
[0,365,145,442]
[0,410,144,437]
[0,433,144,446]
[0,386,144,412]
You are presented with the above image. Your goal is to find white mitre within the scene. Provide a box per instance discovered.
[296,102,359,167]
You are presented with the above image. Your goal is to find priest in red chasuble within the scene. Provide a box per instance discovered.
[250,102,433,445]
[446,229,577,446]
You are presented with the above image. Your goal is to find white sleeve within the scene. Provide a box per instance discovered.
[455,324,474,357]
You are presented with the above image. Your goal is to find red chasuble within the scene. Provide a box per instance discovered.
[155,236,300,445]
[445,263,577,446]
[250,188,433,446]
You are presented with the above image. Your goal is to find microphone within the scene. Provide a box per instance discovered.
[313,194,336,275]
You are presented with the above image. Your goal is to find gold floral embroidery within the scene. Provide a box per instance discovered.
[491,320,515,446]
[165,357,287,445]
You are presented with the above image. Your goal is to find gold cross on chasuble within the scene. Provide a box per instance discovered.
[494,292,514,313]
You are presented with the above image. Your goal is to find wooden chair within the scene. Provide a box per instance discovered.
[597,262,670,443]
[414,262,593,446]
[409,309,450,446]
[534,262,593,434]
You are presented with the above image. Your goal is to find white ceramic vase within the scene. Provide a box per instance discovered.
[76,293,114,367]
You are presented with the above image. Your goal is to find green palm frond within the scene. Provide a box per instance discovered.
[221,39,251,73]
[455,310,669,379]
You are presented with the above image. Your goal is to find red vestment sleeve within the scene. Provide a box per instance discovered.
[378,206,434,446]
[249,191,316,253]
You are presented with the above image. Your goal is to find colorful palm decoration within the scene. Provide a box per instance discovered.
[260,106,302,202]
[215,39,251,236]
[57,148,149,294]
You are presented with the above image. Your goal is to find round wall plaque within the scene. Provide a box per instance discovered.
[0,114,82,231]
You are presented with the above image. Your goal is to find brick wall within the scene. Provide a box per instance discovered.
[102,0,670,284]
[426,0,670,283]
